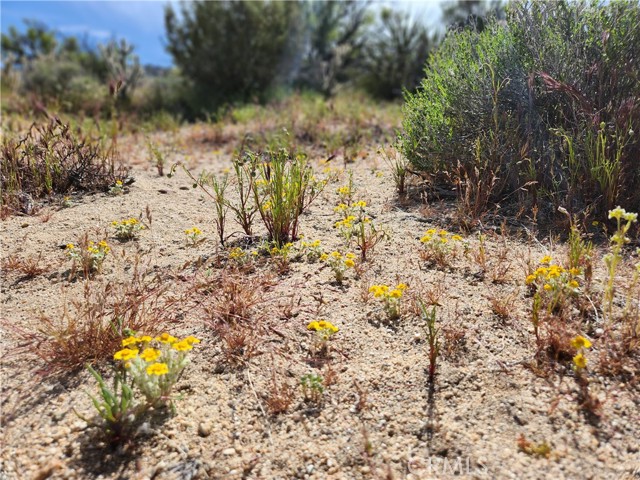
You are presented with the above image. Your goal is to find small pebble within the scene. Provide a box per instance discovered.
[198,422,212,438]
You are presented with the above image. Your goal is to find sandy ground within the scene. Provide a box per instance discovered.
[1,124,639,480]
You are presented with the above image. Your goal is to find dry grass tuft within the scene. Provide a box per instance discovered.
[11,272,174,376]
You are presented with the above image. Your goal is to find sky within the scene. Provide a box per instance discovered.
[1,0,443,67]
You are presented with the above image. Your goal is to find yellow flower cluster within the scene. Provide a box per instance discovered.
[112,218,144,240]
[321,251,356,282]
[89,240,111,255]
[334,203,349,214]
[113,333,200,375]
[334,201,366,216]
[298,239,323,263]
[337,185,351,197]
[92,240,110,253]
[525,257,580,292]
[307,320,339,343]
[571,335,592,371]
[112,218,141,228]
[369,283,407,299]
[66,240,110,272]
[321,250,356,266]
[420,229,463,244]
[300,239,321,249]
[369,283,407,320]
[270,242,294,257]
[229,247,247,261]
[307,320,339,334]
[66,240,110,256]
[334,215,357,229]
[185,227,203,245]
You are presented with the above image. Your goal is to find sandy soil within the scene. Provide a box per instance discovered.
[1,124,639,480]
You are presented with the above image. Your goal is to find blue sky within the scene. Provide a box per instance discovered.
[1,1,442,67]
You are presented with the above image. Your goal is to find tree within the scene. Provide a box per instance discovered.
[1,20,57,66]
[297,0,372,96]
[99,39,143,102]
[360,8,432,99]
[164,0,302,114]
[441,0,505,31]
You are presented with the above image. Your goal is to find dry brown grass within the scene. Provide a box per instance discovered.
[11,272,175,376]
[264,371,295,415]
[2,253,52,279]
[197,269,274,326]
[215,324,261,368]
[489,289,519,321]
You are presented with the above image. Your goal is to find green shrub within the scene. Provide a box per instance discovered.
[164,1,302,116]
[401,0,640,222]
[23,57,85,101]
[64,75,107,114]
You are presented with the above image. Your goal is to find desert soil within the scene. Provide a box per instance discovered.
[1,123,639,480]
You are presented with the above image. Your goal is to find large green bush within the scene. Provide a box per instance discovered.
[164,1,302,116]
[401,0,640,221]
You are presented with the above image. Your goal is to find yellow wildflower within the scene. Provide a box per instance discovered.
[114,348,139,361]
[334,204,348,213]
[568,280,579,289]
[137,335,153,343]
[307,321,320,331]
[543,284,553,291]
[540,255,552,264]
[344,259,355,268]
[183,336,201,345]
[173,340,193,352]
[140,348,162,362]
[121,336,139,347]
[316,320,339,333]
[525,274,536,285]
[156,332,178,344]
[573,353,587,369]
[146,363,169,376]
[570,336,592,350]
[389,289,403,298]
